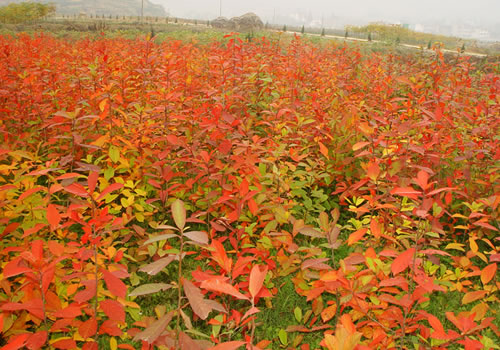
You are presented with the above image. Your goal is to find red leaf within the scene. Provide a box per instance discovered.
[53,306,82,319]
[241,306,260,321]
[102,269,127,298]
[82,342,98,350]
[249,265,268,299]
[99,320,123,336]
[74,280,96,303]
[133,312,173,343]
[0,222,20,239]
[2,257,31,278]
[64,183,89,197]
[47,204,61,230]
[208,341,246,350]
[427,187,455,196]
[210,240,232,273]
[200,279,249,300]
[100,299,125,323]
[56,173,83,180]
[79,318,98,339]
[240,178,249,197]
[51,338,77,349]
[179,332,203,350]
[26,331,47,350]
[426,314,443,332]
[415,170,429,190]
[1,334,29,350]
[247,198,258,215]
[2,299,44,319]
[96,183,123,201]
[88,171,99,194]
[347,228,368,246]
[390,187,421,199]
[18,186,44,201]
[391,248,416,275]
[183,278,212,320]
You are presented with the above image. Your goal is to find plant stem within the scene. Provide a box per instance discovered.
[176,227,184,345]
[250,300,256,345]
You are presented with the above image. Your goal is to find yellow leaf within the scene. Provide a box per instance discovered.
[99,99,108,112]
[445,243,465,252]
[469,238,478,253]
[110,337,117,350]
[120,197,129,208]
[92,135,109,147]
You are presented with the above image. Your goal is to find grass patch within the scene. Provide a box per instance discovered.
[255,275,323,349]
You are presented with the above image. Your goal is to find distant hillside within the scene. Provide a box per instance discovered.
[0,0,167,16]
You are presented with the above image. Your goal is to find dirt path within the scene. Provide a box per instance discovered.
[279,30,488,58]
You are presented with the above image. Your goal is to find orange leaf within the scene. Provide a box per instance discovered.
[481,263,497,285]
[391,248,416,275]
[48,240,65,256]
[208,341,246,350]
[249,265,268,299]
[462,290,488,304]
[318,141,329,159]
[47,204,61,230]
[352,141,370,151]
[79,319,97,339]
[370,218,381,237]
[320,303,337,323]
[210,240,232,273]
[347,228,367,246]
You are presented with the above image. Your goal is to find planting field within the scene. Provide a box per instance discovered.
[0,33,498,350]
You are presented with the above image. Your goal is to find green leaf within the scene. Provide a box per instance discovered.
[129,283,173,297]
[278,329,288,345]
[171,199,186,230]
[294,307,302,323]
[109,145,119,163]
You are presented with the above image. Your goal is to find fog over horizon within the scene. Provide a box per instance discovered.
[150,0,499,40]
[150,0,499,24]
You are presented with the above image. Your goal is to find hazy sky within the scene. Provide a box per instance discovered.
[151,0,500,24]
